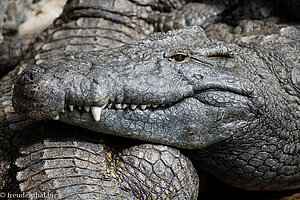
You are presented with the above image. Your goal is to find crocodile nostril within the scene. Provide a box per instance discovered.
[21,67,45,83]
[28,72,35,81]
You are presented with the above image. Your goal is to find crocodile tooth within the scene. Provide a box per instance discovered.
[35,54,41,60]
[140,105,147,110]
[161,104,166,107]
[36,60,43,65]
[61,108,65,113]
[91,106,102,122]
[131,104,137,110]
[69,105,74,111]
[152,104,158,108]
[84,106,90,112]
[107,103,112,108]
[122,104,128,109]
[78,106,82,110]
[115,104,122,109]
[53,115,60,120]
[91,103,107,122]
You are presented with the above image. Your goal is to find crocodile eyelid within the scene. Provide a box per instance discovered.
[190,57,214,67]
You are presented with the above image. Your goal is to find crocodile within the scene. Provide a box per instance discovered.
[13,22,300,189]
[1,0,300,199]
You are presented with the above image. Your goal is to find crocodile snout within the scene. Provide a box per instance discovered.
[13,61,122,121]
[13,66,65,120]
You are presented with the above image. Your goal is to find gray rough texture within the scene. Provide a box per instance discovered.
[1,0,300,199]
[1,0,202,199]
[15,136,198,199]
[13,24,300,191]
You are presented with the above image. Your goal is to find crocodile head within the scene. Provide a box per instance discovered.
[12,26,299,149]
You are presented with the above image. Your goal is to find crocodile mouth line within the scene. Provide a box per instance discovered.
[53,85,252,122]
[53,101,173,122]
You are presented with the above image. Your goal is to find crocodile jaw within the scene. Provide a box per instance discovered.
[57,96,254,149]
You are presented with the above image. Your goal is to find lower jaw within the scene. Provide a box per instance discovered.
[57,98,212,149]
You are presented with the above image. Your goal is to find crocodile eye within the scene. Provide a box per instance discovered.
[170,54,187,62]
[164,52,189,62]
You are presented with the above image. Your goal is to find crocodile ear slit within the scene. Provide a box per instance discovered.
[206,45,234,58]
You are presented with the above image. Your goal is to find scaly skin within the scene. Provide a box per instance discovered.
[13,22,300,191]
[1,0,202,198]
[1,0,300,198]
[0,0,232,79]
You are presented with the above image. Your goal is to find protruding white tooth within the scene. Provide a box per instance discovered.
[122,104,128,109]
[69,105,74,111]
[91,106,102,122]
[53,115,60,120]
[131,104,137,110]
[115,104,122,109]
[107,103,112,108]
[61,108,65,113]
[78,106,82,110]
[140,105,147,110]
[152,104,158,108]
[84,106,90,112]
[161,104,166,107]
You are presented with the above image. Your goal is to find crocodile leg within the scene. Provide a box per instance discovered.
[15,131,199,199]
